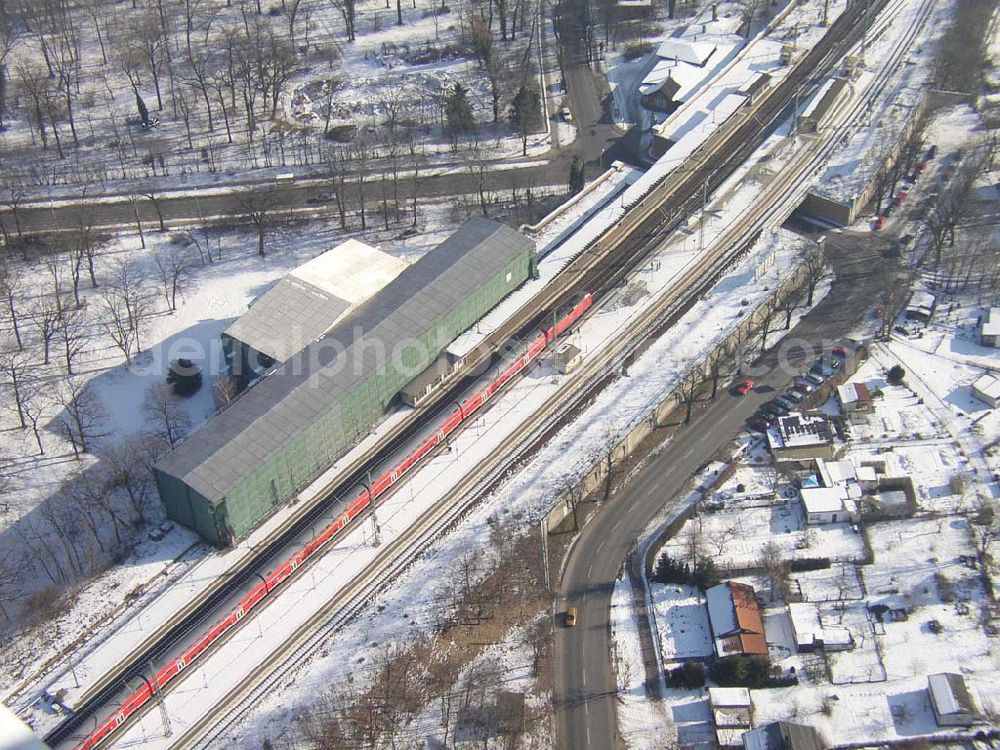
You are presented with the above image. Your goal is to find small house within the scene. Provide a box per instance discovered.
[836,382,873,413]
[971,373,1000,409]
[554,343,583,374]
[742,721,826,750]
[905,289,936,323]
[927,672,978,726]
[706,582,768,658]
[980,308,1000,347]
[800,486,852,525]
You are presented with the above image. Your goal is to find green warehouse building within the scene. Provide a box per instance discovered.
[154,217,535,545]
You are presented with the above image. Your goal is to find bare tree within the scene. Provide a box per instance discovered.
[800,248,829,307]
[238,187,283,257]
[143,382,192,446]
[21,378,47,454]
[0,344,32,427]
[33,297,61,365]
[56,306,87,375]
[100,257,153,363]
[0,264,24,349]
[154,247,193,312]
[331,0,358,41]
[55,376,107,457]
[759,540,790,602]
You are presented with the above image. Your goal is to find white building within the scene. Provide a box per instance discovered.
[928,672,978,726]
[800,486,853,525]
[971,373,1000,409]
[980,308,1000,347]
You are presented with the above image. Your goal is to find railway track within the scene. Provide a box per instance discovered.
[52,1,894,745]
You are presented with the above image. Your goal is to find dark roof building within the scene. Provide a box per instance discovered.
[221,239,408,377]
[742,721,826,750]
[155,218,535,544]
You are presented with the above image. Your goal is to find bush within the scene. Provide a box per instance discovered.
[789,557,831,572]
[167,358,203,397]
[710,655,771,688]
[666,661,705,688]
[651,555,720,590]
[623,41,654,60]
[887,364,906,385]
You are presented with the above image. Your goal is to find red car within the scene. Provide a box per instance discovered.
[873,216,885,231]
[832,344,849,358]
[735,377,754,395]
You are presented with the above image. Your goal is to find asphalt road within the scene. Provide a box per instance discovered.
[554,226,897,749]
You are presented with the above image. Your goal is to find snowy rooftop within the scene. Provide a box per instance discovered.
[928,673,976,717]
[836,382,871,407]
[800,486,848,515]
[222,239,408,363]
[707,687,752,707]
[973,373,1000,400]
[656,38,718,66]
[982,307,1000,337]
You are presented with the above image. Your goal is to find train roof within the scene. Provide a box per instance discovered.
[155,217,534,504]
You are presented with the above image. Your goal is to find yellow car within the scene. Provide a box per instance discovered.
[565,607,578,627]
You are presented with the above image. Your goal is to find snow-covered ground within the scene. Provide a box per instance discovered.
[0,0,558,193]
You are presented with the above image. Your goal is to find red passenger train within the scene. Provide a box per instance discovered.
[74,293,593,750]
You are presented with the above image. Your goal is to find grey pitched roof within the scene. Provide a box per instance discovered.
[224,276,352,362]
[156,217,533,504]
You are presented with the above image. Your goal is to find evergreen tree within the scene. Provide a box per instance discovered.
[444,83,475,148]
[167,358,203,397]
[509,83,542,156]
[569,155,586,195]
[136,93,151,128]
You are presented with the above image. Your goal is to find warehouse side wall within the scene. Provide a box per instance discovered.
[188,248,532,544]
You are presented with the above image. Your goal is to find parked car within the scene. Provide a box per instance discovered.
[761,400,790,417]
[746,416,771,433]
[873,215,886,230]
[560,106,573,122]
[832,344,850,358]
[774,396,797,411]
[565,607,578,627]
[735,377,755,396]
[790,381,814,394]
[804,372,825,386]
[784,390,805,404]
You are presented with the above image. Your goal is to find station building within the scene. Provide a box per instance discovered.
[155,218,535,545]
[221,239,409,381]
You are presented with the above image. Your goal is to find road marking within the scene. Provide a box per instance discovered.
[612,519,622,532]
[597,539,605,553]
[588,562,593,576]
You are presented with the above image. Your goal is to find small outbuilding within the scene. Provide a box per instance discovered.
[554,343,582,374]
[905,290,937,323]
[836,382,873,413]
[800,486,852,525]
[710,686,753,748]
[980,308,1000,347]
[928,672,978,726]
[971,373,1000,409]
